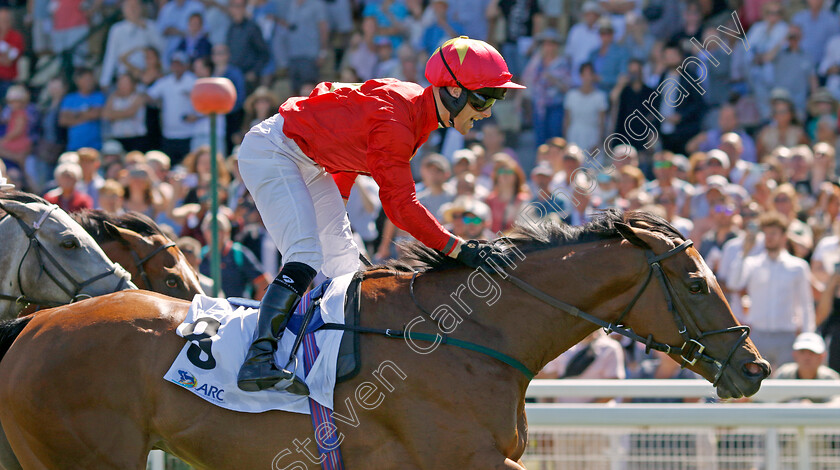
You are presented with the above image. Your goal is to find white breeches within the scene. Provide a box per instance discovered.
[238,113,361,278]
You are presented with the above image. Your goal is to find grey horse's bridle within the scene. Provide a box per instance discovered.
[0,205,130,310]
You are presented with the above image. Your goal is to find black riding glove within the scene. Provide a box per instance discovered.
[455,240,510,271]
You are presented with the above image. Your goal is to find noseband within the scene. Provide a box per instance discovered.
[0,206,130,310]
[126,241,177,289]
[497,240,749,386]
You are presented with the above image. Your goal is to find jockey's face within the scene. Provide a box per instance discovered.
[447,87,493,135]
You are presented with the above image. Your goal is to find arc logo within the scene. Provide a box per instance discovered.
[171,370,225,402]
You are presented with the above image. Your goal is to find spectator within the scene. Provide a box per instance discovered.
[791,0,839,66]
[415,153,455,220]
[484,156,529,233]
[32,77,68,192]
[51,0,90,66]
[717,201,764,323]
[536,330,625,403]
[44,162,93,212]
[122,163,164,219]
[526,162,567,221]
[144,51,197,165]
[698,197,739,266]
[610,59,654,152]
[0,8,23,98]
[745,2,789,121]
[29,0,53,57]
[103,74,147,152]
[199,212,270,299]
[421,0,463,55]
[728,211,815,369]
[97,179,125,215]
[283,0,329,94]
[0,86,32,171]
[175,13,212,65]
[588,19,629,92]
[772,24,818,118]
[211,43,246,151]
[643,150,694,212]
[59,67,106,151]
[157,0,204,64]
[719,133,762,193]
[441,195,493,240]
[448,0,492,42]
[654,188,693,238]
[237,86,278,144]
[372,37,399,79]
[99,0,165,90]
[820,28,840,100]
[655,44,706,155]
[565,0,601,86]
[817,260,840,373]
[617,165,645,201]
[76,147,103,208]
[771,182,814,258]
[177,235,218,296]
[756,92,810,159]
[362,0,409,50]
[522,29,570,146]
[772,333,840,403]
[564,62,607,153]
[805,89,838,143]
[486,0,542,77]
[688,104,758,164]
[619,12,654,63]
[226,0,270,89]
[346,175,381,256]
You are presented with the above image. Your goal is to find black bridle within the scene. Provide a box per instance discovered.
[125,240,177,289]
[0,206,130,310]
[494,239,749,387]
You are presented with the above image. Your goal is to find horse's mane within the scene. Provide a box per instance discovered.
[0,190,51,206]
[383,209,685,272]
[72,210,167,244]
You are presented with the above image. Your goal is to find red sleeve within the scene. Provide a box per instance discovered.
[9,31,23,55]
[332,172,357,200]
[367,122,459,254]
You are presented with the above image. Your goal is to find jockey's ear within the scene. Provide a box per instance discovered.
[615,222,651,249]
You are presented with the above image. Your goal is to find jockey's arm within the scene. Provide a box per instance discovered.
[367,123,462,257]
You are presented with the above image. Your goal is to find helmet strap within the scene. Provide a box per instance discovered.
[437,48,469,126]
[433,92,447,128]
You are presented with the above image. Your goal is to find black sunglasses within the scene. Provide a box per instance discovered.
[438,48,504,112]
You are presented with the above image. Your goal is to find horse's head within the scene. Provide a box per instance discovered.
[0,195,135,315]
[101,221,205,300]
[613,218,770,399]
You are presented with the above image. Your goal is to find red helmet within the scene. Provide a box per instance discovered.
[425,36,525,91]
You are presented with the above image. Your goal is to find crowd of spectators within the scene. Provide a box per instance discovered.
[1,0,840,393]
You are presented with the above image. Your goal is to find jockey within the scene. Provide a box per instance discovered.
[236,36,525,395]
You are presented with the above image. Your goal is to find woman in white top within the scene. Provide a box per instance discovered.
[102,73,147,152]
[564,62,608,153]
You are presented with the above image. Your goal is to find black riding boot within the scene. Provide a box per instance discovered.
[237,281,310,395]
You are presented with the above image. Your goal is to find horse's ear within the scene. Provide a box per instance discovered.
[615,222,650,248]
[103,221,128,243]
[0,200,30,220]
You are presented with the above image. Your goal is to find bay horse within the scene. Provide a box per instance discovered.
[71,210,205,300]
[0,191,134,320]
[0,211,769,469]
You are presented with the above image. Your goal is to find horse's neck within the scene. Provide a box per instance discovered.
[431,240,642,381]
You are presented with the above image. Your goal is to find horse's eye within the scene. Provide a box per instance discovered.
[165,277,179,289]
[689,280,705,294]
[61,239,79,249]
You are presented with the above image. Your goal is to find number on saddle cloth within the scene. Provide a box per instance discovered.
[181,317,221,370]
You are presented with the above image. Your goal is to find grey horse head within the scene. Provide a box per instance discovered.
[0,191,136,319]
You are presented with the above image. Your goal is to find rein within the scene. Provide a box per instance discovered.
[0,205,129,311]
[337,239,748,386]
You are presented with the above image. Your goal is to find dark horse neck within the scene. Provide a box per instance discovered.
[408,237,647,385]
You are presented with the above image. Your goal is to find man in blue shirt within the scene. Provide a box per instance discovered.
[199,212,271,299]
[59,67,106,151]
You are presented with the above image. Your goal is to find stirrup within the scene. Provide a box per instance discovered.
[274,356,310,396]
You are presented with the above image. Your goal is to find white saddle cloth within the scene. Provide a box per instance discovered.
[163,272,354,414]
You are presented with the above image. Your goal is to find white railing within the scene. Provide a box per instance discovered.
[522,379,840,470]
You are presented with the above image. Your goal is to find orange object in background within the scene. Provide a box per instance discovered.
[191,78,237,115]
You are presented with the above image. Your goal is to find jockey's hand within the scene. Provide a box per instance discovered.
[453,240,510,272]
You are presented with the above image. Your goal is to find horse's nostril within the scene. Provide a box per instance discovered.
[743,360,770,378]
